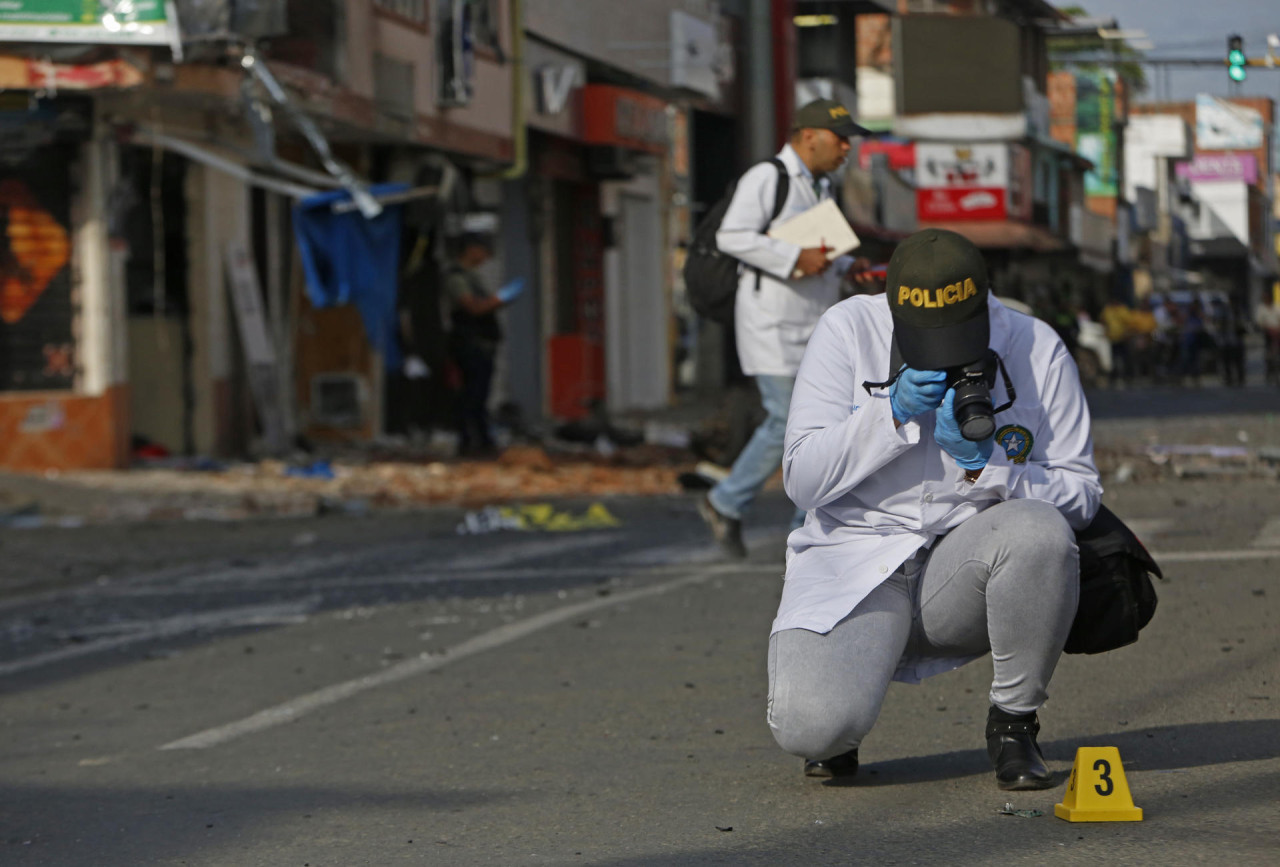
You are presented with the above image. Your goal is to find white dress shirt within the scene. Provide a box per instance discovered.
[716,144,853,377]
[776,294,1102,681]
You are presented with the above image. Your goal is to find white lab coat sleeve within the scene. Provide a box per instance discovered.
[715,163,802,280]
[968,344,1102,530]
[783,312,920,511]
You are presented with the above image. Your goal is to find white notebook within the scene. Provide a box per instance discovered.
[767,198,861,260]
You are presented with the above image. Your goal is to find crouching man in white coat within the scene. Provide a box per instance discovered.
[768,229,1101,790]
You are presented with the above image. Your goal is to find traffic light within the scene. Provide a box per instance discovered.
[1227,35,1247,82]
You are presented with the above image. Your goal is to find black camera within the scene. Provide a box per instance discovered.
[945,353,998,442]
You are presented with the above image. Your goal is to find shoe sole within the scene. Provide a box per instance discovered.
[697,499,747,559]
[997,775,1056,791]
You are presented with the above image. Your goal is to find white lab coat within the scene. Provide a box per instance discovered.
[776,294,1102,680]
[716,145,853,377]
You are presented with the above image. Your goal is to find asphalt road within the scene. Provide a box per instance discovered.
[1,400,1279,865]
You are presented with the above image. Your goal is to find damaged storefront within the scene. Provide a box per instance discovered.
[1,1,518,470]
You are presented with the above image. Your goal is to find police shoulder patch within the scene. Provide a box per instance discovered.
[995,424,1034,464]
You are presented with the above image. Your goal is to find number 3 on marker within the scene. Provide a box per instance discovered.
[1093,758,1114,796]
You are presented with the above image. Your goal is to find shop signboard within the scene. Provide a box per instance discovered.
[1175,152,1258,185]
[1195,94,1263,150]
[916,142,1008,221]
[0,1,172,45]
[581,84,668,155]
[1075,69,1118,197]
[857,139,915,172]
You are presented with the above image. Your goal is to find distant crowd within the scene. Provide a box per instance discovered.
[1044,292,1280,388]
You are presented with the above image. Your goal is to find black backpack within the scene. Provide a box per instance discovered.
[684,158,789,325]
[1065,504,1162,654]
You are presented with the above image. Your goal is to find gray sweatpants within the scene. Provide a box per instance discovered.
[767,498,1079,761]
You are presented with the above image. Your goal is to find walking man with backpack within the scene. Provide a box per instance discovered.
[697,99,873,559]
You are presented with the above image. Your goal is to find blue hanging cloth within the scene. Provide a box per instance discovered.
[293,183,408,371]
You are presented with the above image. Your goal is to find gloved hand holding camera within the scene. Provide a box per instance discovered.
[889,367,947,424]
[935,388,994,470]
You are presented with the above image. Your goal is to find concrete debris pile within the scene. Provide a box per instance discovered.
[1,444,690,525]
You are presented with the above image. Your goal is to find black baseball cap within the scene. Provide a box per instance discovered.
[886,229,990,370]
[792,99,872,138]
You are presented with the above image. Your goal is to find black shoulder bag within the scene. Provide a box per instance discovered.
[1065,504,1162,655]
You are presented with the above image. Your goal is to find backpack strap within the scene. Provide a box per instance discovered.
[755,157,791,294]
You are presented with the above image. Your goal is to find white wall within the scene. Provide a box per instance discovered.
[77,133,128,396]
[1189,180,1249,244]
[1124,114,1190,203]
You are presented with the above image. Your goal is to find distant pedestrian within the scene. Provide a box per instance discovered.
[444,233,525,456]
[1100,297,1133,386]
[1153,296,1183,381]
[1127,297,1158,380]
[1210,297,1244,387]
[1179,300,1208,384]
[698,98,873,559]
[1254,294,1280,385]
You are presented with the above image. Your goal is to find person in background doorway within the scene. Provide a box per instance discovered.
[444,233,525,456]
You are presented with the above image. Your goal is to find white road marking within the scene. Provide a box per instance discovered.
[1251,517,1280,549]
[0,599,319,677]
[159,565,757,750]
[161,532,631,590]
[1124,518,1173,538]
[1150,548,1280,563]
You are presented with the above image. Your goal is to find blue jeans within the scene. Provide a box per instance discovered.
[709,374,805,529]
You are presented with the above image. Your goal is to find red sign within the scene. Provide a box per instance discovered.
[917,188,1007,221]
[857,140,916,171]
[580,84,668,154]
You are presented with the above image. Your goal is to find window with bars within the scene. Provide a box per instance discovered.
[375,0,428,25]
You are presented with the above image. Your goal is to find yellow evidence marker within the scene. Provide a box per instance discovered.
[1055,746,1143,822]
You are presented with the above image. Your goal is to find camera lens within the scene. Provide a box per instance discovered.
[948,369,995,441]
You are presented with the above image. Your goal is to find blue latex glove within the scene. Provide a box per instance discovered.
[889,367,947,424]
[496,277,526,304]
[934,388,995,470]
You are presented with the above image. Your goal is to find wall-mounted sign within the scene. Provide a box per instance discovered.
[857,140,915,172]
[535,65,579,116]
[670,10,723,100]
[0,1,172,45]
[1176,153,1258,185]
[1196,94,1264,150]
[1076,70,1117,197]
[581,85,668,154]
[916,142,1008,221]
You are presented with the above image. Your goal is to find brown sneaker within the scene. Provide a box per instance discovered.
[697,494,747,560]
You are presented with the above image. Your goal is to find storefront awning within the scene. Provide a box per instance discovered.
[918,220,1068,252]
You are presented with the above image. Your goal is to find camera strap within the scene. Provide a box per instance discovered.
[861,337,905,394]
[991,351,1017,414]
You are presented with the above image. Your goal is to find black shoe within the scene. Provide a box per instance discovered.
[803,748,859,779]
[986,707,1054,791]
[697,495,747,560]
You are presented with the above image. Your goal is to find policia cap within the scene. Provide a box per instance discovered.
[792,99,873,138]
[886,229,990,370]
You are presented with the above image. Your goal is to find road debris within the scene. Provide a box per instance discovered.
[456,502,622,535]
[998,802,1044,819]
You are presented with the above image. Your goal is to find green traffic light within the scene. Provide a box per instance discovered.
[1228,50,1245,65]
[1229,65,1247,82]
